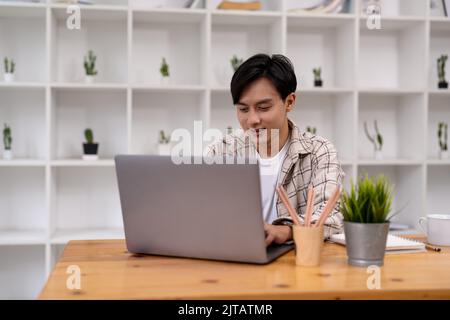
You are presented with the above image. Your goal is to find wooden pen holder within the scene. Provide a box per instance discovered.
[293,225,324,267]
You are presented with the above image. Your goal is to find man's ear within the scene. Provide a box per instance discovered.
[285,93,296,112]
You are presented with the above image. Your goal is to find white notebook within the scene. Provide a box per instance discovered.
[329,233,427,254]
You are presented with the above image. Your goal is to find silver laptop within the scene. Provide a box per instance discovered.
[114,155,294,264]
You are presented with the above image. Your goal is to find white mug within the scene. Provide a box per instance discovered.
[418,214,450,246]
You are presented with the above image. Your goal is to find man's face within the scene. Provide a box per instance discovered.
[235,77,295,152]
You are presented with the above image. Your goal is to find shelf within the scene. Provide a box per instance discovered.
[357,159,423,166]
[0,230,46,246]
[0,159,47,167]
[50,83,127,91]
[0,1,46,18]
[298,87,354,95]
[133,8,206,23]
[428,89,450,96]
[50,228,124,244]
[51,159,115,167]
[0,82,46,90]
[427,159,450,166]
[132,84,206,93]
[358,88,424,95]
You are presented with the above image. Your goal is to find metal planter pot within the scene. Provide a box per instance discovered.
[344,221,390,267]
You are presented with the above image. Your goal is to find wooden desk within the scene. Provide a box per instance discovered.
[39,236,450,299]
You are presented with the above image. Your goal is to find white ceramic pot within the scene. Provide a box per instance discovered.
[4,73,14,83]
[374,150,383,160]
[157,144,172,156]
[3,149,12,160]
[82,154,99,161]
[160,76,170,85]
[85,75,95,84]
[440,150,449,160]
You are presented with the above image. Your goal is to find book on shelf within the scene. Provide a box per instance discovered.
[217,0,262,11]
[287,0,351,14]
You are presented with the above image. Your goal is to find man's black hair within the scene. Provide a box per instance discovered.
[230,53,297,105]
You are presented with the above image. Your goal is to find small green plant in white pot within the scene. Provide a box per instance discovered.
[341,174,394,267]
[306,126,317,134]
[157,130,171,155]
[84,50,98,84]
[364,120,383,160]
[437,54,448,89]
[230,55,243,73]
[4,57,15,83]
[313,67,322,87]
[82,128,99,160]
[160,57,170,85]
[438,122,448,159]
[3,124,12,160]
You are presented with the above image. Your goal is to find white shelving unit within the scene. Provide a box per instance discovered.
[1,0,449,298]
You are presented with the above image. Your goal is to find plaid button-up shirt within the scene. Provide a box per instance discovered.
[206,118,345,238]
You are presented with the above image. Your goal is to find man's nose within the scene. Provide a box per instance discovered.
[247,109,261,127]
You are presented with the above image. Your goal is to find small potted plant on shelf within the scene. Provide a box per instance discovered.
[3,124,12,160]
[364,120,383,160]
[306,126,317,134]
[3,57,15,83]
[160,57,170,85]
[84,50,98,84]
[82,128,99,160]
[437,54,448,89]
[340,174,395,267]
[313,67,322,87]
[438,122,448,160]
[230,55,243,73]
[157,130,171,156]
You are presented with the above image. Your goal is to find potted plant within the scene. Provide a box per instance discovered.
[82,128,99,160]
[364,120,383,160]
[4,57,15,82]
[437,54,448,89]
[3,124,12,160]
[230,55,243,73]
[306,126,317,134]
[340,174,394,267]
[313,67,322,87]
[438,122,448,159]
[84,50,98,84]
[157,130,171,155]
[160,57,170,85]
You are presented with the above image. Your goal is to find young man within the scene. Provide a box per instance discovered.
[207,54,345,246]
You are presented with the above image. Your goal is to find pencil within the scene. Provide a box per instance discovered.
[425,244,442,252]
[304,185,315,227]
[276,185,301,226]
[316,186,341,227]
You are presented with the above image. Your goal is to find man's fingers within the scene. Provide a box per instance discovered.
[265,233,274,246]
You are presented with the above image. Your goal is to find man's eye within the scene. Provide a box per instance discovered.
[239,108,249,113]
[259,105,271,111]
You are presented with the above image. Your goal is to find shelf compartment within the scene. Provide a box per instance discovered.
[427,166,450,216]
[50,7,128,83]
[211,12,283,87]
[51,167,123,237]
[0,8,46,82]
[287,15,355,89]
[0,245,46,299]
[358,19,426,90]
[131,90,207,155]
[428,94,450,160]
[358,164,424,229]
[51,88,127,160]
[0,167,47,241]
[209,90,241,135]
[429,21,450,91]
[290,92,355,161]
[0,88,47,159]
[132,10,206,86]
[358,92,425,161]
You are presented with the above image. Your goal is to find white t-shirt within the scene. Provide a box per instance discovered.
[257,139,290,224]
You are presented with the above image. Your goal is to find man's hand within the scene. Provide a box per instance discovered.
[264,224,292,246]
